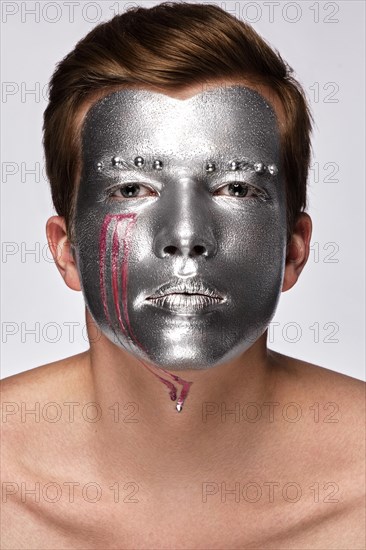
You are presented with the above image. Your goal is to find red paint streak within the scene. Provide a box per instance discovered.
[120,218,140,344]
[99,212,192,411]
[112,222,128,337]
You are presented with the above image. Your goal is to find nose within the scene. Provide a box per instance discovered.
[152,181,217,260]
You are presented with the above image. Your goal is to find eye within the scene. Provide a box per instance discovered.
[214,181,269,200]
[109,183,156,199]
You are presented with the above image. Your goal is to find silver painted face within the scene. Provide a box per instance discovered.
[74,85,287,370]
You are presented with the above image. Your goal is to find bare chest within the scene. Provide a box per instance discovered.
[2,482,364,549]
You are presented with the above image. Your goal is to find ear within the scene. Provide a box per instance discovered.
[46,216,81,291]
[282,213,312,292]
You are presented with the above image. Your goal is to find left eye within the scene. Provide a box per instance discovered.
[110,183,156,199]
[215,182,267,199]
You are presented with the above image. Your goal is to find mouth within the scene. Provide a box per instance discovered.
[145,279,226,314]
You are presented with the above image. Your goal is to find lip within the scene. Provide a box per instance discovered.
[146,278,224,299]
[145,278,226,314]
[146,293,224,314]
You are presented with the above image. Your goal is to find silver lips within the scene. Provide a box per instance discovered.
[145,279,225,314]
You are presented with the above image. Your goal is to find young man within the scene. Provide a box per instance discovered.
[1,2,364,548]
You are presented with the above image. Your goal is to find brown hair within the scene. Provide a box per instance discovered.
[43,1,312,242]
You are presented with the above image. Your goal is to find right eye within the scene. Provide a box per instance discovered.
[109,183,156,199]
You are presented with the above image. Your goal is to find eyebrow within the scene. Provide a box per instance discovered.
[94,156,278,178]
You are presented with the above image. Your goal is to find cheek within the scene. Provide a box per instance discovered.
[74,210,136,314]
[218,201,287,262]
[98,212,137,306]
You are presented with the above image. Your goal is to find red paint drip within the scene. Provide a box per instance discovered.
[99,213,192,412]
[168,375,193,412]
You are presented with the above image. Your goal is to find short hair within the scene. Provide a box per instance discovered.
[43,1,312,242]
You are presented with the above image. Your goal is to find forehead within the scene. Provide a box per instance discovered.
[81,85,280,165]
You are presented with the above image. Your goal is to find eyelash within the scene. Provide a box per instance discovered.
[107,182,269,201]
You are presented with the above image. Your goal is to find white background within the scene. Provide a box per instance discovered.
[1,0,365,380]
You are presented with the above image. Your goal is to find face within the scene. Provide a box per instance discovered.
[74,84,287,371]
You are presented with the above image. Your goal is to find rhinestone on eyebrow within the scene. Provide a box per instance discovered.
[111,156,129,168]
[152,159,163,170]
[205,162,216,173]
[98,156,278,177]
[268,164,278,176]
[134,156,145,167]
[234,160,279,177]
[229,160,241,171]
[253,162,266,175]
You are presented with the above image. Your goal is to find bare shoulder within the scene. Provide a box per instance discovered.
[0,352,95,549]
[269,350,365,488]
[269,350,365,441]
[264,351,365,547]
[1,351,91,401]
[269,349,365,410]
[0,352,91,473]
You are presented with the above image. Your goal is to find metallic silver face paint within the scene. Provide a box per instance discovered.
[74,85,287,371]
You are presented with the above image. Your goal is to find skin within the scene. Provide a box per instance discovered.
[1,79,365,549]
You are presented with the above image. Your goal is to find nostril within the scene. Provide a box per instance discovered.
[162,244,207,257]
[191,245,206,257]
[163,245,178,256]
[161,243,209,258]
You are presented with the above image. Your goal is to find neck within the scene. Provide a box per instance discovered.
[81,310,281,482]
